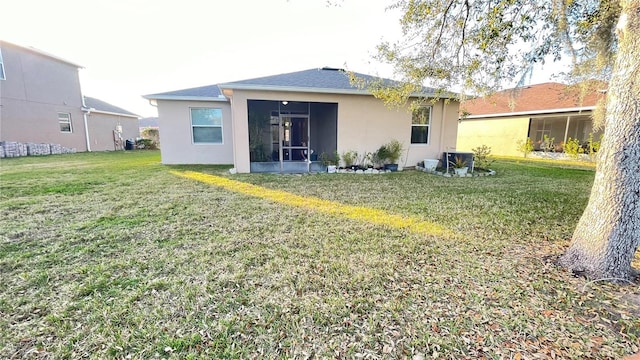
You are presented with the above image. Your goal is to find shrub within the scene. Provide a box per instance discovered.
[384,139,404,164]
[587,132,603,156]
[516,138,534,158]
[374,145,389,165]
[141,127,159,139]
[372,148,386,168]
[564,137,584,158]
[341,150,358,167]
[541,135,555,152]
[472,144,494,170]
[141,128,160,148]
[320,151,339,166]
[136,138,158,150]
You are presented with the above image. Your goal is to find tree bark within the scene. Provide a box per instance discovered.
[559,0,640,281]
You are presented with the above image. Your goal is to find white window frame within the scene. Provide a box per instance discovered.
[190,108,223,144]
[0,48,5,80]
[58,112,72,133]
[411,106,432,144]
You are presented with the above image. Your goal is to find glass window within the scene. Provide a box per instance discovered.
[411,106,431,144]
[58,112,72,133]
[191,108,223,144]
[0,48,5,80]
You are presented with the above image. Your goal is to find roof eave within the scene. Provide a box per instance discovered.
[90,109,140,118]
[463,106,595,119]
[142,95,229,102]
[218,83,441,98]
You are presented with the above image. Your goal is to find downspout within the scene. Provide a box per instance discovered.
[81,95,92,152]
[229,96,237,172]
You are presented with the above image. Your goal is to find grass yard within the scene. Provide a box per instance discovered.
[1,151,638,359]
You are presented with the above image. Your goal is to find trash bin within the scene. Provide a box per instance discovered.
[125,139,135,150]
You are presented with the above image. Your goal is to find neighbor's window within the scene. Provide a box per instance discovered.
[411,106,431,144]
[0,48,5,80]
[191,108,223,144]
[58,112,72,133]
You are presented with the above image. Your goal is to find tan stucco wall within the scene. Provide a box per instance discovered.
[87,113,139,151]
[457,116,530,156]
[156,100,233,164]
[0,43,88,151]
[226,89,460,173]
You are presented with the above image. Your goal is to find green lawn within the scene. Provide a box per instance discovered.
[0,151,638,359]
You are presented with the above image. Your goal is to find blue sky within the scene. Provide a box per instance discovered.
[2,0,565,117]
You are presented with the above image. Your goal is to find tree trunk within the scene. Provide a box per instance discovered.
[559,0,640,281]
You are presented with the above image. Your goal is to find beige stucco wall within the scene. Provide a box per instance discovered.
[0,42,88,151]
[156,99,233,164]
[225,89,460,173]
[457,116,530,156]
[87,112,139,151]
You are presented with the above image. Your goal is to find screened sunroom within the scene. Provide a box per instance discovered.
[247,100,338,173]
[529,114,602,151]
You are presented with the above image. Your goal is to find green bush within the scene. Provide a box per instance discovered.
[141,128,160,148]
[516,138,534,158]
[472,144,494,170]
[320,151,339,166]
[341,150,358,167]
[563,137,584,158]
[587,132,603,156]
[384,139,404,164]
[135,138,158,150]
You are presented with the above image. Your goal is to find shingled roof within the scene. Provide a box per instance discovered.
[84,96,139,118]
[220,67,431,93]
[462,82,606,117]
[143,84,227,101]
[143,67,441,100]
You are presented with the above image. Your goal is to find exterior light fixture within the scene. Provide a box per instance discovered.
[282,101,288,105]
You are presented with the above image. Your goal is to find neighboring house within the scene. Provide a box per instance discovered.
[0,40,88,151]
[457,82,605,156]
[0,40,139,152]
[143,67,460,173]
[84,96,140,151]
[139,117,158,130]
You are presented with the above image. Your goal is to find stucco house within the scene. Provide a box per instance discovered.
[0,40,139,152]
[143,67,460,173]
[83,96,140,151]
[457,82,605,156]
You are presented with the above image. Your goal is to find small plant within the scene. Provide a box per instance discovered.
[587,132,602,156]
[450,156,467,169]
[372,148,386,168]
[374,145,389,166]
[516,137,534,158]
[341,150,358,167]
[564,137,585,159]
[541,135,555,152]
[320,151,339,166]
[360,152,375,168]
[472,144,494,170]
[383,139,404,164]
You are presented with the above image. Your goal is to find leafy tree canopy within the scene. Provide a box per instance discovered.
[370,0,620,106]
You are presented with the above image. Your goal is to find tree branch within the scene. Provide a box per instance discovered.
[432,0,458,59]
